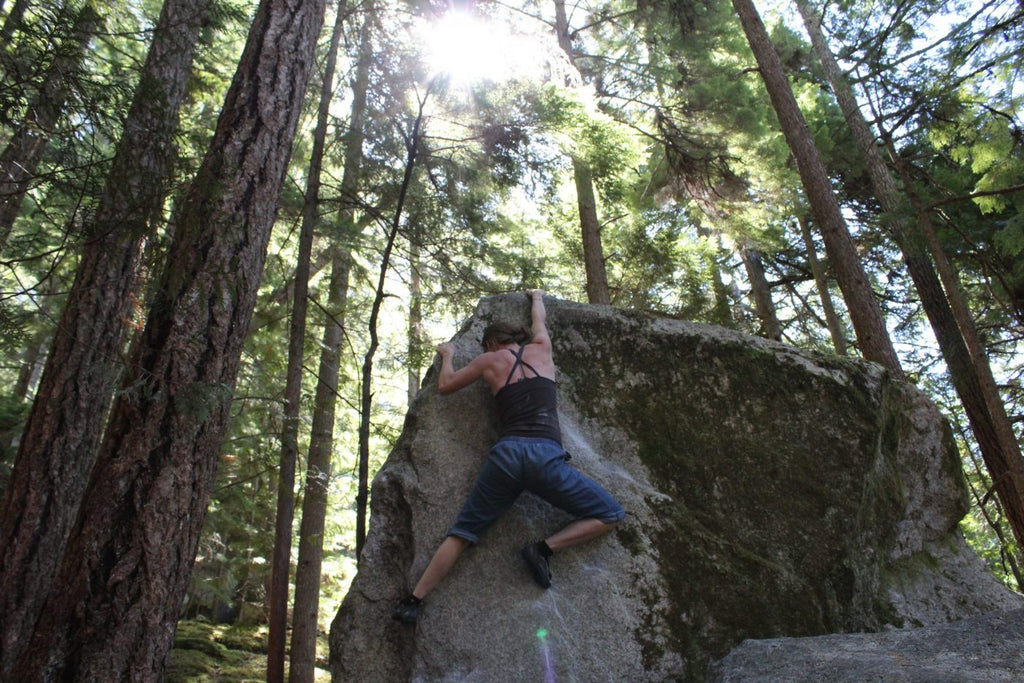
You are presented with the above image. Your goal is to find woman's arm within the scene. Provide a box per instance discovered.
[436,342,490,395]
[526,289,550,349]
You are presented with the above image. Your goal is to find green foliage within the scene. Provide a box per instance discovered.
[930,104,1024,211]
[920,366,1022,592]
[993,218,1024,259]
[958,444,1022,592]
[535,87,640,182]
[961,510,1021,593]
[2,0,1022,664]
[0,393,28,487]
[0,394,28,433]
[167,620,331,680]
[0,304,27,355]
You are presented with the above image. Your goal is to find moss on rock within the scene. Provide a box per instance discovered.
[330,295,1020,682]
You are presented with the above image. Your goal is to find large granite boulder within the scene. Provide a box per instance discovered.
[329,294,1021,681]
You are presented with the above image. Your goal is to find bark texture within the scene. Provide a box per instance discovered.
[553,0,611,305]
[356,96,424,560]
[0,2,100,248]
[288,249,351,682]
[796,0,1024,557]
[731,0,902,376]
[0,0,211,674]
[740,243,782,340]
[284,4,359,681]
[265,2,350,677]
[574,161,612,305]
[6,0,327,678]
[798,214,848,355]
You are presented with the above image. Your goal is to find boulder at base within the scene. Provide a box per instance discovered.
[707,606,1024,681]
[329,294,1021,681]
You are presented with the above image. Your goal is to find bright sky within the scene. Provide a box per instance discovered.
[417,6,559,86]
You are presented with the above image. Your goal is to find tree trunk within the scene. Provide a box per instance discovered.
[798,214,848,355]
[694,220,734,326]
[11,328,46,402]
[6,0,327,677]
[289,11,369,664]
[902,245,1024,550]
[357,95,426,561]
[3,330,44,454]
[0,0,29,48]
[892,158,1024,547]
[740,242,782,340]
[797,0,1024,556]
[731,0,903,377]
[283,3,359,681]
[574,161,612,304]
[289,247,351,682]
[912,197,1022,476]
[553,0,611,305]
[0,0,212,675]
[0,2,101,249]
[908,186,1024,555]
[266,2,350,679]
[408,238,424,404]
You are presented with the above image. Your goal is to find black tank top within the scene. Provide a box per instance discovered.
[494,346,562,445]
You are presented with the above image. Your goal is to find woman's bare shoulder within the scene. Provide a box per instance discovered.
[521,344,555,378]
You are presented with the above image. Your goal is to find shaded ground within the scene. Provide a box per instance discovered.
[167,620,330,681]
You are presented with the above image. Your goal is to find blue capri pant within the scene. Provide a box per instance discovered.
[448,436,626,544]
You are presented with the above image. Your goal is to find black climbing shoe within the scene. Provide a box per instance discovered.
[521,542,552,589]
[392,595,420,624]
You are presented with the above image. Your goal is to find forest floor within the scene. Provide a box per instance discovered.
[167,619,331,681]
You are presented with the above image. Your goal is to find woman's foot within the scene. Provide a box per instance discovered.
[521,542,553,588]
[392,595,421,623]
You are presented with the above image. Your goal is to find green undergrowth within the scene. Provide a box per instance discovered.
[167,620,330,682]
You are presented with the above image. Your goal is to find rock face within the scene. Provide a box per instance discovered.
[707,607,1024,681]
[329,295,1021,681]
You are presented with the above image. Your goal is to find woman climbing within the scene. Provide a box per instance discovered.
[393,289,625,623]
